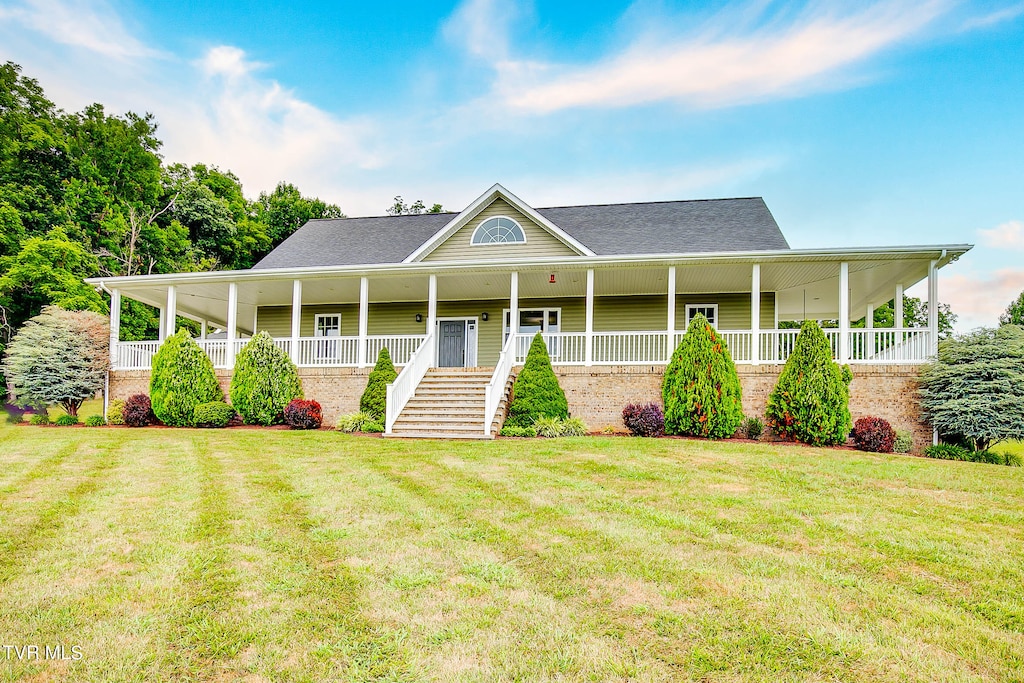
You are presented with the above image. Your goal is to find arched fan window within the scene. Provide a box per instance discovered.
[470,216,526,245]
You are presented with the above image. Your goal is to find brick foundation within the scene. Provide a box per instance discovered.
[553,364,930,452]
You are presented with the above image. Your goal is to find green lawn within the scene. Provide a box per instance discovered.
[0,420,1022,682]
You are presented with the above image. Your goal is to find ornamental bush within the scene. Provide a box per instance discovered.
[336,411,375,433]
[360,347,397,420]
[893,430,913,454]
[740,416,764,440]
[230,332,303,425]
[852,416,896,453]
[662,314,744,439]
[107,399,126,425]
[85,415,105,427]
[123,394,153,428]
[55,413,79,426]
[500,424,537,438]
[29,413,50,426]
[505,333,568,428]
[193,401,237,428]
[622,403,665,437]
[284,399,322,430]
[765,320,853,446]
[149,330,222,427]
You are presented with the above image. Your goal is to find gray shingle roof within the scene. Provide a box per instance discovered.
[251,197,788,269]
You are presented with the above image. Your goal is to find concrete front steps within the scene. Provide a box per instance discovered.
[388,368,511,439]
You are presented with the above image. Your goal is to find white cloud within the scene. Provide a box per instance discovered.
[960,1,1024,30]
[936,268,1024,331]
[978,220,1024,249]
[196,46,265,80]
[0,0,160,60]
[442,0,522,61]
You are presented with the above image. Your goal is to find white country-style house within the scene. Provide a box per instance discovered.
[87,184,970,438]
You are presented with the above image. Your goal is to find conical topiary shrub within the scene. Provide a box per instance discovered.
[505,333,568,428]
[765,320,853,446]
[360,347,397,420]
[149,329,222,426]
[662,313,744,438]
[229,331,303,425]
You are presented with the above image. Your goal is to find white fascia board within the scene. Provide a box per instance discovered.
[86,244,973,289]
[401,183,595,262]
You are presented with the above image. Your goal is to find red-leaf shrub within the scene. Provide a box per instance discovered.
[123,394,153,428]
[284,399,322,430]
[852,416,896,453]
[622,402,665,437]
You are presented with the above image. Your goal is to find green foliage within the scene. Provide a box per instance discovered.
[256,182,344,252]
[335,412,376,433]
[362,419,384,433]
[533,416,564,437]
[924,444,972,461]
[500,425,537,438]
[662,314,744,439]
[193,401,237,428]
[360,347,397,420]
[532,415,587,437]
[54,413,79,426]
[999,291,1024,326]
[386,196,445,216]
[149,329,222,427]
[765,320,853,446]
[29,413,50,425]
[919,326,1024,453]
[924,443,1021,467]
[741,416,764,440]
[560,417,588,436]
[230,331,303,425]
[893,430,913,454]
[84,414,105,427]
[0,233,106,322]
[107,399,125,425]
[2,306,108,416]
[506,334,568,428]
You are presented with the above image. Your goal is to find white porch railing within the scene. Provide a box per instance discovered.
[484,333,517,436]
[112,328,933,371]
[385,332,435,435]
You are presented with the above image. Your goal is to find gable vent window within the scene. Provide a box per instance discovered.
[471,216,526,245]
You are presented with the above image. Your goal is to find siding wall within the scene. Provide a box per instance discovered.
[423,198,580,261]
[255,292,776,366]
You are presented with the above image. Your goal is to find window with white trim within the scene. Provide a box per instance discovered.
[503,308,560,341]
[685,304,718,328]
[314,313,341,337]
[471,216,526,245]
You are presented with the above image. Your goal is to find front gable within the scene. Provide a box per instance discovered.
[405,184,594,263]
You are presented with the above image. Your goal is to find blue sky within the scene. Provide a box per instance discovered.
[1,0,1022,329]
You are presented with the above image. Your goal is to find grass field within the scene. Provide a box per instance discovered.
[0,418,1022,682]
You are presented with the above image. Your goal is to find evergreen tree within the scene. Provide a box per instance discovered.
[765,320,853,446]
[229,331,303,425]
[360,347,398,420]
[662,313,744,438]
[1000,291,1024,327]
[149,329,222,426]
[505,333,568,428]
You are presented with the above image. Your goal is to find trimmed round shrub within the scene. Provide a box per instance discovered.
[107,399,126,425]
[852,416,896,453]
[740,416,764,440]
[506,333,568,428]
[55,414,79,426]
[29,412,50,426]
[336,411,374,433]
[193,401,237,428]
[150,330,222,427]
[284,399,323,430]
[85,415,105,427]
[765,320,853,446]
[230,332,303,425]
[662,314,744,439]
[360,348,397,420]
[500,424,537,438]
[123,394,153,428]
[622,403,665,437]
[893,430,913,453]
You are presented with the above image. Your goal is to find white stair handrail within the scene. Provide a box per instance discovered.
[484,333,517,436]
[384,332,435,435]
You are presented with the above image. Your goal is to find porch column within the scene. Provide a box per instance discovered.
[585,269,594,366]
[865,303,874,361]
[895,283,904,329]
[109,288,121,369]
[750,264,760,365]
[226,282,238,369]
[358,276,369,367]
[839,262,850,363]
[427,274,437,333]
[928,260,939,355]
[666,266,676,358]
[200,321,207,340]
[290,279,302,365]
[157,306,166,342]
[509,272,519,351]
[165,286,177,337]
